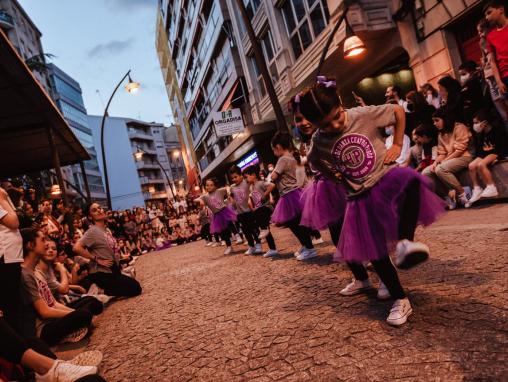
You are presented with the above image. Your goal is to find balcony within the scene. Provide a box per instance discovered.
[139,176,165,185]
[0,11,14,30]
[143,191,168,200]
[136,161,159,170]
[129,131,153,141]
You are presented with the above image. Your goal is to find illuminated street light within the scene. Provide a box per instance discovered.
[172,150,180,158]
[125,74,140,94]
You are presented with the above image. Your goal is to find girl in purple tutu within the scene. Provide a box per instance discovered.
[270,132,316,260]
[298,77,445,326]
[195,178,237,255]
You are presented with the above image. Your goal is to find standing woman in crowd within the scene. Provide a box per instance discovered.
[195,178,237,255]
[421,83,442,109]
[73,203,142,298]
[270,132,316,260]
[298,79,445,326]
[405,90,435,134]
[438,75,465,123]
[423,108,474,208]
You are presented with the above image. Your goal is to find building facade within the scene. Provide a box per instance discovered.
[88,116,181,210]
[164,124,187,196]
[0,0,51,94]
[47,64,107,204]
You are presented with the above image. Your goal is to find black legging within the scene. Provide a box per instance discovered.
[40,309,93,347]
[254,206,276,250]
[285,217,313,249]
[200,223,212,242]
[399,179,420,241]
[0,260,21,329]
[67,296,103,316]
[219,227,232,247]
[0,317,29,363]
[237,211,260,247]
[85,270,142,298]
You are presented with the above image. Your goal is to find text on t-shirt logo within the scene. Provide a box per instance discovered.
[331,133,376,180]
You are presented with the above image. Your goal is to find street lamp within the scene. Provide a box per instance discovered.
[316,5,367,75]
[172,150,180,158]
[133,147,175,201]
[100,69,140,210]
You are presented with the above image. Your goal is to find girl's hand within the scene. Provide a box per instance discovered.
[97,258,114,268]
[384,144,401,164]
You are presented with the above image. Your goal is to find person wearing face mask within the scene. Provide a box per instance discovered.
[466,109,507,207]
[384,125,411,165]
[459,61,487,126]
[421,83,442,109]
[405,90,436,136]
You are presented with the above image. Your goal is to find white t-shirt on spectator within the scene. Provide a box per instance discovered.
[385,134,411,165]
[0,205,23,264]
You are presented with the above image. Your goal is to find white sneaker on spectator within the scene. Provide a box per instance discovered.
[294,246,305,257]
[36,360,97,382]
[220,241,226,246]
[69,350,103,367]
[205,241,212,247]
[211,242,219,247]
[377,281,391,300]
[93,294,113,305]
[386,298,412,326]
[263,249,278,258]
[87,283,99,296]
[244,247,255,255]
[480,184,499,199]
[296,248,317,261]
[395,239,429,269]
[458,192,469,206]
[224,246,232,255]
[444,196,456,210]
[235,234,244,244]
[258,229,270,240]
[339,279,373,296]
[254,243,264,254]
[465,186,483,208]
[312,237,324,245]
[62,327,88,344]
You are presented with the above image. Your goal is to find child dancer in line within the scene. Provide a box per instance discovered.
[243,165,279,258]
[195,178,237,255]
[270,132,316,260]
[298,77,445,326]
[228,165,263,255]
[198,205,213,246]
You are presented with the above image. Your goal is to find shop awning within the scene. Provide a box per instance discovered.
[0,29,90,178]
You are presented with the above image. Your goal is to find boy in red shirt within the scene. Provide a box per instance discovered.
[485,0,508,103]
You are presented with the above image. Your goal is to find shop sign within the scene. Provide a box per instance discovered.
[213,108,244,137]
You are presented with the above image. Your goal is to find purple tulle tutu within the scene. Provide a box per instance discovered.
[210,206,237,234]
[300,176,347,230]
[271,189,303,226]
[335,167,446,263]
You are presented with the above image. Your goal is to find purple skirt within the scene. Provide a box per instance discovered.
[335,167,446,263]
[300,177,347,230]
[210,206,237,234]
[271,189,303,226]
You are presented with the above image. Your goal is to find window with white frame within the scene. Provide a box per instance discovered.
[280,0,330,60]
[249,27,278,99]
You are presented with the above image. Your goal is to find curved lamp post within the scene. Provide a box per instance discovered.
[133,147,176,201]
[316,5,366,75]
[100,70,140,210]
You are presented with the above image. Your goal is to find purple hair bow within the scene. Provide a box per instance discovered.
[316,76,336,88]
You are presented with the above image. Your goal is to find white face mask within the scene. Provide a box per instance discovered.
[385,126,394,136]
[473,123,483,133]
[426,94,433,104]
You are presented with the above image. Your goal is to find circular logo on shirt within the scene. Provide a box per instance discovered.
[331,133,376,180]
[233,189,247,203]
[208,197,223,210]
[251,191,262,208]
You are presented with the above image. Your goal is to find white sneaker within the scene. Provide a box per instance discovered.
[224,246,232,255]
[263,249,278,258]
[480,184,499,199]
[69,350,103,367]
[211,242,219,247]
[235,234,244,244]
[244,247,255,255]
[294,246,305,257]
[254,243,264,254]
[296,248,317,261]
[465,186,483,208]
[458,192,469,206]
[258,229,270,240]
[339,279,373,296]
[205,241,213,247]
[386,298,412,326]
[36,360,97,382]
[377,281,391,300]
[220,241,226,246]
[444,196,456,210]
[312,237,324,245]
[395,239,429,269]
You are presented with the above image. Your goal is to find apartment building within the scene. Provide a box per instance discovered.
[88,116,179,210]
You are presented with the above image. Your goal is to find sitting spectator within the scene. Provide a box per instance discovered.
[73,203,142,298]
[20,228,93,346]
[421,83,442,109]
[406,124,438,172]
[423,108,473,208]
[438,75,465,124]
[405,90,436,135]
[384,125,411,165]
[39,199,61,239]
[466,109,507,207]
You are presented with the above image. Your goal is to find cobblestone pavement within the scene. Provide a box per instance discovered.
[68,204,508,381]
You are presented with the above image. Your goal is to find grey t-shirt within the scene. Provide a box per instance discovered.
[35,265,61,300]
[79,225,118,274]
[272,155,299,196]
[230,180,251,214]
[251,181,272,210]
[307,104,397,197]
[199,188,228,214]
